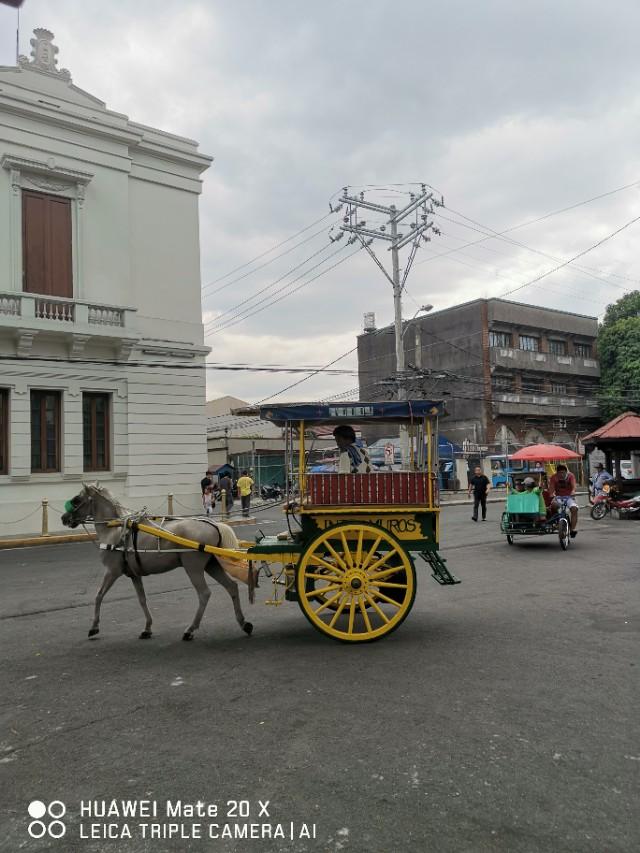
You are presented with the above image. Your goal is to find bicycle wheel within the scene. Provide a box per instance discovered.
[558,517,570,550]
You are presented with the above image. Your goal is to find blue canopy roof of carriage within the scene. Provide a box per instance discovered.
[258,400,445,425]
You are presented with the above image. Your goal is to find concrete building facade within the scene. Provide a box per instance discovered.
[0,29,211,534]
[357,298,600,450]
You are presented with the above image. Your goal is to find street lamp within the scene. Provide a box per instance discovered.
[401,304,433,340]
[398,303,433,465]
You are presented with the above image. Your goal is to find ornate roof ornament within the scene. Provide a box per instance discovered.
[18,28,71,81]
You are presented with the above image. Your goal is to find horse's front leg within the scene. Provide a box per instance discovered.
[89,566,120,638]
[205,561,253,636]
[181,565,211,641]
[131,576,153,639]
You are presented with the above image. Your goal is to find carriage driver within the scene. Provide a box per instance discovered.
[333,425,371,474]
[548,463,578,538]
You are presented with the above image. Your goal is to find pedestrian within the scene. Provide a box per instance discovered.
[200,469,213,495]
[219,472,234,515]
[202,485,215,516]
[591,462,613,497]
[468,465,490,522]
[237,469,254,518]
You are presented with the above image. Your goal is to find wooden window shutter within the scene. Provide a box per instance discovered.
[22,190,73,297]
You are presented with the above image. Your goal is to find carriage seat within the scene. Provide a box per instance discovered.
[506,492,540,514]
[506,491,546,523]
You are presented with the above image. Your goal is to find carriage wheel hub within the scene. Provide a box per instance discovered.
[343,569,367,593]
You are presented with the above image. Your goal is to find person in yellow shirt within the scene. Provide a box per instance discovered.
[237,470,254,517]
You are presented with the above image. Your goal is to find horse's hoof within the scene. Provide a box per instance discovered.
[88,628,99,638]
[139,631,152,639]
[182,632,194,642]
[243,622,253,636]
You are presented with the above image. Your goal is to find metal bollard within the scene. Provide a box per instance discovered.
[168,493,174,515]
[221,489,227,519]
[41,498,49,536]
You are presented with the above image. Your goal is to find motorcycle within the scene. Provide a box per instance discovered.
[260,484,283,501]
[590,485,640,520]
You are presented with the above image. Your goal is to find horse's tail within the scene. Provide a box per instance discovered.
[216,522,239,551]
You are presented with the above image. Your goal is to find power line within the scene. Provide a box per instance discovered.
[204,239,335,331]
[433,210,635,294]
[416,179,640,269]
[497,212,640,299]
[201,224,331,300]
[206,244,360,338]
[421,235,618,308]
[201,211,333,292]
[256,346,358,404]
[428,228,636,295]
[0,354,366,375]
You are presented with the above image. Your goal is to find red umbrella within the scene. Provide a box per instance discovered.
[509,443,581,462]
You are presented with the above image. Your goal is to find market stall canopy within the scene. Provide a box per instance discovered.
[582,411,640,445]
[509,443,581,462]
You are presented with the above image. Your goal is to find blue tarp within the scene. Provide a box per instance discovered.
[259,400,445,425]
[438,436,461,458]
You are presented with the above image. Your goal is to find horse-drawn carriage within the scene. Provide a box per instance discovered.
[62,400,459,644]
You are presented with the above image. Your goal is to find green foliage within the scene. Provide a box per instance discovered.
[601,290,640,329]
[598,309,640,419]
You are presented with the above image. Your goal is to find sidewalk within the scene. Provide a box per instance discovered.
[0,515,256,550]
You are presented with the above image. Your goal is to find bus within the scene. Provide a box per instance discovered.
[488,454,545,488]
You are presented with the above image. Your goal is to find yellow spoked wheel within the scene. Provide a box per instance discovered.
[297,524,416,642]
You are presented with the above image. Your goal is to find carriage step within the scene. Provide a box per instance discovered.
[419,551,461,585]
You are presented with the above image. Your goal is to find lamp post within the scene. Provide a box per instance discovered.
[398,304,433,466]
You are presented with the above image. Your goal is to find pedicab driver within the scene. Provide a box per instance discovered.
[333,425,371,473]
[548,464,578,538]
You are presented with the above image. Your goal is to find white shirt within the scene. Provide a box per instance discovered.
[338,444,371,474]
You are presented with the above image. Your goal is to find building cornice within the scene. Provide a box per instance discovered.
[1,153,94,185]
[0,93,143,147]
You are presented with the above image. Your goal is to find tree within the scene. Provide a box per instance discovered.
[601,290,640,329]
[598,290,640,419]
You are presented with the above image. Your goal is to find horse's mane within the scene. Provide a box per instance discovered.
[84,483,128,516]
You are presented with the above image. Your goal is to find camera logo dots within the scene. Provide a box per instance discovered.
[27,800,66,839]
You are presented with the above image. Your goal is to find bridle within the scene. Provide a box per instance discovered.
[64,491,96,526]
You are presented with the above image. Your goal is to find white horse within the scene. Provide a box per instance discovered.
[61,483,253,642]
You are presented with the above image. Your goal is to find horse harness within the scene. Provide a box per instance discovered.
[102,516,224,580]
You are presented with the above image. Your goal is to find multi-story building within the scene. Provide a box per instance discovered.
[357,297,600,450]
[0,29,211,534]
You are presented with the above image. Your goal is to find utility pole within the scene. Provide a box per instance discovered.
[335,185,442,465]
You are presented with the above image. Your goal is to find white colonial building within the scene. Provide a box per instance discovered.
[0,29,212,535]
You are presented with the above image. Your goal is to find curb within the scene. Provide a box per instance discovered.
[0,516,256,550]
[0,532,97,549]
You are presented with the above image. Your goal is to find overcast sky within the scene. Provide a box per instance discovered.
[2,1,639,403]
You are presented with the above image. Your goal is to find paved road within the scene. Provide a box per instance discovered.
[1,505,637,853]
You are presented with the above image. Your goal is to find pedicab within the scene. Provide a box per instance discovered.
[499,443,582,550]
[63,401,459,644]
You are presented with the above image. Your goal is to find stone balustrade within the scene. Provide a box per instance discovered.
[0,291,133,331]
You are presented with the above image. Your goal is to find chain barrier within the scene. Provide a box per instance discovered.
[0,506,42,525]
[173,496,206,514]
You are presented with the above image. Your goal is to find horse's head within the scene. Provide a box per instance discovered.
[61,483,118,527]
